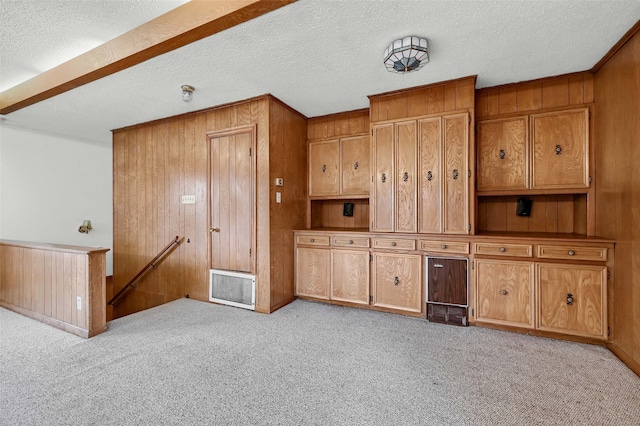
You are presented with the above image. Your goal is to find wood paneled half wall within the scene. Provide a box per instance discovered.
[112,95,307,318]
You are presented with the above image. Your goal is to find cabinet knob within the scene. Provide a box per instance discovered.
[567,293,574,305]
[568,250,575,256]
[499,149,505,160]
[394,276,399,286]
[354,162,359,170]
[403,172,409,182]
[499,247,506,253]
[348,240,353,245]
[555,144,562,155]
[381,173,386,183]
[452,169,459,180]
[322,164,326,172]
[441,244,447,249]
[310,238,315,242]
[427,171,433,181]
[391,242,397,247]
[500,290,507,296]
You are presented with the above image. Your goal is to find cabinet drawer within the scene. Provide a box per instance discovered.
[537,245,607,262]
[296,235,330,247]
[474,242,533,257]
[331,236,370,248]
[420,240,469,255]
[372,238,416,251]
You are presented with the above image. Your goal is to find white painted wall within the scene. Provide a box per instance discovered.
[0,124,113,274]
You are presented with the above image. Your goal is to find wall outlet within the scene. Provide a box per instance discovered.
[77,296,82,310]
[276,192,282,203]
[181,195,196,204]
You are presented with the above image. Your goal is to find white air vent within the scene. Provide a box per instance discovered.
[209,269,256,311]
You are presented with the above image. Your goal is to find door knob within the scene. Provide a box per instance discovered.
[210,227,220,233]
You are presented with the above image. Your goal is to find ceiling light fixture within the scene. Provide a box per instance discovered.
[383,36,429,73]
[181,85,195,103]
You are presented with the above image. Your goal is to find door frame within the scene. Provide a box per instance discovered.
[207,124,257,274]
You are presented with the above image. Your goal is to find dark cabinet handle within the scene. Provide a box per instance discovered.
[500,290,507,296]
[381,173,386,183]
[348,240,353,245]
[568,250,575,256]
[441,244,447,249]
[354,162,359,170]
[499,149,505,160]
[555,145,562,155]
[322,164,327,172]
[567,293,574,305]
[403,172,409,182]
[394,276,399,286]
[453,169,459,180]
[427,171,433,181]
[499,247,506,253]
[310,238,315,243]
[391,242,397,247]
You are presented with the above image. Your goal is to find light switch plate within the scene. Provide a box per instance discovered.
[181,195,196,204]
[275,178,284,186]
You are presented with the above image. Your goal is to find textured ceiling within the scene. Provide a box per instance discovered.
[1,0,639,145]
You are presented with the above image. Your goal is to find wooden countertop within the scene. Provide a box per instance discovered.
[0,239,110,254]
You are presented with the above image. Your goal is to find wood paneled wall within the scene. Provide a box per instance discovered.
[476,72,594,119]
[369,76,476,123]
[594,25,640,375]
[112,95,307,318]
[307,109,369,140]
[0,240,108,338]
[477,195,586,234]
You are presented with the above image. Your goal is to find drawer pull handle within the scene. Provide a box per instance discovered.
[322,164,326,173]
[499,247,506,253]
[354,162,359,170]
[348,240,353,245]
[394,276,399,286]
[310,238,315,243]
[499,149,505,160]
[441,244,447,249]
[427,170,433,181]
[391,242,397,247]
[381,173,386,183]
[555,144,562,155]
[434,263,444,268]
[500,290,507,296]
[567,293,574,305]
[568,250,575,256]
[403,172,409,182]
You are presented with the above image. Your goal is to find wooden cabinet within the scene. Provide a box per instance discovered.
[295,247,330,299]
[373,112,469,234]
[309,136,370,198]
[477,108,589,193]
[531,108,589,189]
[331,250,370,304]
[475,259,535,328]
[537,263,606,338]
[477,117,528,191]
[372,252,422,313]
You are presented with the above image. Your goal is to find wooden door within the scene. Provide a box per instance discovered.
[427,258,467,306]
[418,117,442,233]
[372,252,422,313]
[395,121,418,233]
[371,124,394,232]
[295,247,330,299]
[209,128,255,273]
[475,259,535,328]
[443,113,469,234]
[331,249,370,304]
[309,140,340,197]
[341,135,370,196]
[537,263,605,338]
[477,117,528,191]
[530,108,589,189]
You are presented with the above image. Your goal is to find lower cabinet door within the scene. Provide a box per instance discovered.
[331,250,370,304]
[372,252,422,313]
[475,259,535,328]
[537,263,606,338]
[295,247,330,299]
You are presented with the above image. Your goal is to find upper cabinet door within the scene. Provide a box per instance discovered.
[341,135,370,196]
[395,121,418,233]
[443,113,470,234]
[530,108,589,190]
[477,117,529,192]
[371,124,394,232]
[418,117,442,233]
[309,140,340,197]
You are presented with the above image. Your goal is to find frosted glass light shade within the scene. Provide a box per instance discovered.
[383,36,429,73]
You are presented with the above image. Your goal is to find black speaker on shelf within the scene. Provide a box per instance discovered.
[516,197,533,217]
[343,202,354,217]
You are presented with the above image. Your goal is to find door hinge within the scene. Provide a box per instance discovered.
[249,147,252,157]
[608,326,611,337]
[369,253,373,262]
[471,262,474,270]
[468,169,471,178]
[607,271,610,279]
[469,115,472,124]
[589,176,592,184]
[471,308,474,317]
[369,295,373,303]
[468,224,471,231]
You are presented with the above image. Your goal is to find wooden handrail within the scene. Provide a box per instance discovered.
[108,236,182,306]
